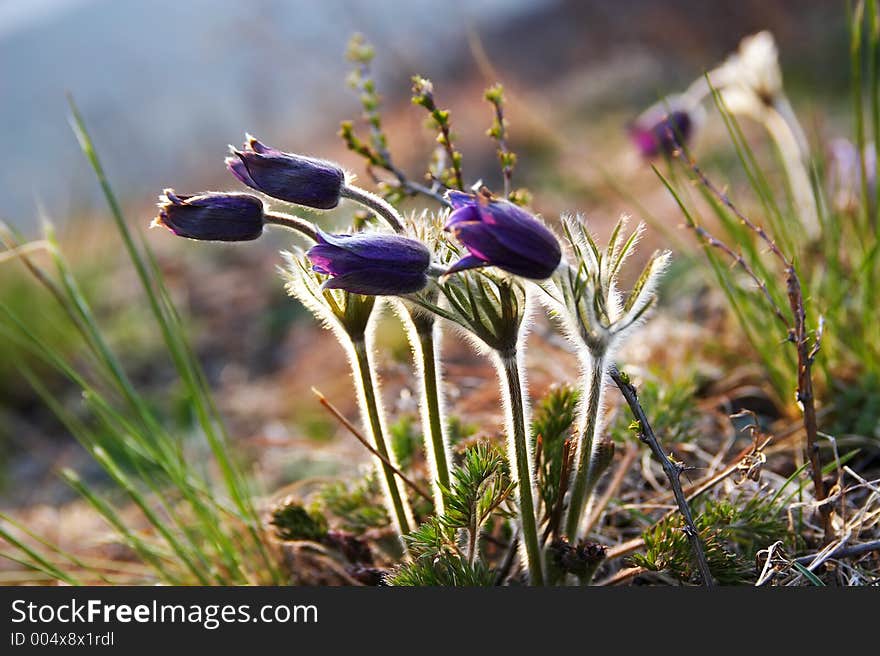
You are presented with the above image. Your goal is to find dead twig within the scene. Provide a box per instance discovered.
[610,366,715,586]
[673,146,832,543]
[311,387,433,503]
[596,566,646,586]
[794,538,880,567]
[541,438,574,545]
[605,435,771,561]
[494,527,520,586]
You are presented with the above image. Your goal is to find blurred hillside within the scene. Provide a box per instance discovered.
[1,0,844,232]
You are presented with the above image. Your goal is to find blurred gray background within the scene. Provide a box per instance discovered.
[1,0,843,233]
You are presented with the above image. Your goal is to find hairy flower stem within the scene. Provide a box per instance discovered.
[396,304,452,512]
[496,353,544,585]
[565,350,608,540]
[264,212,318,242]
[341,184,405,232]
[416,322,452,509]
[350,338,412,536]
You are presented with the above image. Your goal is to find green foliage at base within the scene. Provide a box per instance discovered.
[532,384,579,516]
[317,474,390,533]
[388,443,513,586]
[632,494,788,585]
[386,557,495,586]
[271,502,329,542]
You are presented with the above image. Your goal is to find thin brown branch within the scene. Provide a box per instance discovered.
[485,84,514,197]
[677,149,789,266]
[674,146,831,543]
[372,162,452,207]
[412,76,464,191]
[604,435,772,562]
[493,527,520,586]
[610,366,715,586]
[344,47,451,207]
[793,539,880,565]
[596,566,646,586]
[688,222,790,330]
[533,434,544,479]
[605,537,645,561]
[311,387,433,503]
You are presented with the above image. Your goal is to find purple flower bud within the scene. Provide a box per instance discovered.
[226,135,345,210]
[152,189,265,241]
[307,231,431,296]
[443,193,561,280]
[628,109,693,159]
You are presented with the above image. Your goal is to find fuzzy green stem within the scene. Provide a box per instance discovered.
[565,350,608,540]
[396,302,452,513]
[264,211,318,242]
[351,339,412,535]
[467,518,479,567]
[496,353,544,585]
[416,321,452,509]
[341,184,405,232]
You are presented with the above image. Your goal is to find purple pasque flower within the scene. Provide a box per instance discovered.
[628,95,701,159]
[226,135,345,210]
[307,230,431,296]
[628,108,693,159]
[443,191,561,280]
[152,189,265,241]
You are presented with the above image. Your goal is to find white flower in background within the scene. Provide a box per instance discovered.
[707,31,818,236]
[710,31,783,116]
[707,31,809,159]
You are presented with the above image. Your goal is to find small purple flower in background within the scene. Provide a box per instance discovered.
[307,231,431,295]
[828,138,877,212]
[443,192,561,280]
[152,189,265,241]
[627,94,698,160]
[226,135,345,210]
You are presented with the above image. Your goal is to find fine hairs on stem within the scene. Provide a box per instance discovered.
[264,211,319,242]
[550,215,670,543]
[349,335,414,537]
[564,349,610,540]
[282,255,414,538]
[417,270,547,584]
[391,301,452,513]
[493,350,545,585]
[341,183,405,232]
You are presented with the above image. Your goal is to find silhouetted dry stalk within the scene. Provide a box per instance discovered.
[605,434,773,562]
[675,149,832,543]
[610,366,715,586]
